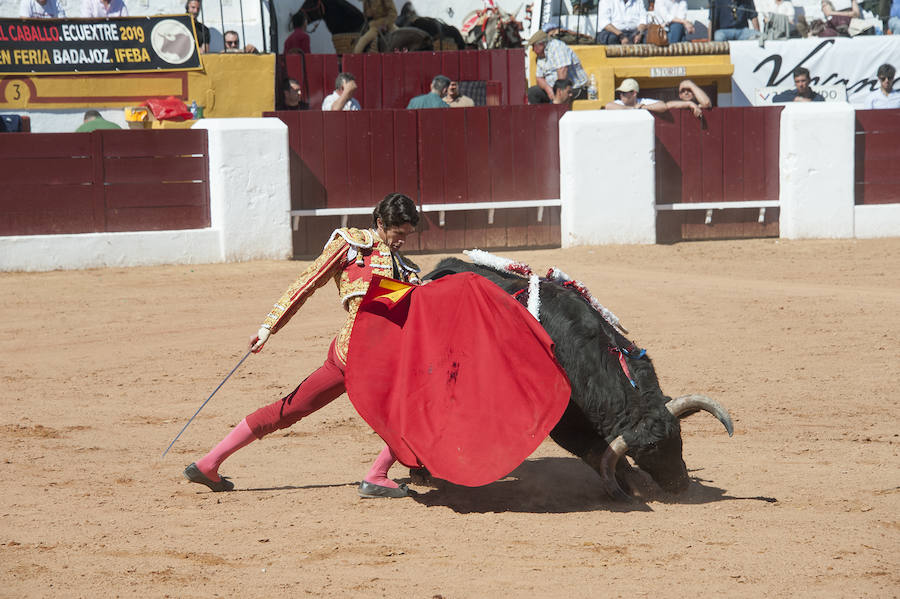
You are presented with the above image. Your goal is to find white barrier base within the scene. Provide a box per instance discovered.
[0,230,222,272]
[855,204,900,239]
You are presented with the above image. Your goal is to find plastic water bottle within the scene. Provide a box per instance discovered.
[588,74,598,100]
[189,100,201,119]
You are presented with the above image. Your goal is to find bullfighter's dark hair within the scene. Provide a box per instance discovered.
[793,66,811,79]
[374,193,419,229]
[877,63,896,81]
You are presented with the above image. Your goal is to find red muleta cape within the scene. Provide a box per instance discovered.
[346,272,571,487]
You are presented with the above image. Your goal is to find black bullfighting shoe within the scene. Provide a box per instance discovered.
[183,463,234,492]
[357,480,412,498]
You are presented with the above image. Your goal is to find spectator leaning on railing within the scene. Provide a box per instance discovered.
[666,79,712,117]
[605,78,668,112]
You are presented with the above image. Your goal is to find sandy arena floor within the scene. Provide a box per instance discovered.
[1,238,898,598]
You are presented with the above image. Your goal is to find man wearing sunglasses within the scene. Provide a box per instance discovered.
[864,64,900,109]
[222,30,257,53]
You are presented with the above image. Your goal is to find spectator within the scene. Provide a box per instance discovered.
[710,0,761,40]
[552,78,575,106]
[19,0,65,18]
[443,80,475,107]
[604,78,668,112]
[526,30,589,104]
[75,110,122,132]
[354,0,398,54]
[322,73,361,111]
[865,63,900,108]
[81,0,127,17]
[223,30,258,53]
[820,0,860,35]
[278,78,307,111]
[596,0,649,44]
[890,0,900,33]
[284,11,311,54]
[773,67,825,102]
[757,0,796,39]
[185,0,210,54]
[653,0,693,43]
[666,79,712,117]
[407,75,451,109]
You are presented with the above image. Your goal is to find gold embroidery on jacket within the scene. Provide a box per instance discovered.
[259,228,419,365]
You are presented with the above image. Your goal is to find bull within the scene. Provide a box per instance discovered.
[423,257,734,501]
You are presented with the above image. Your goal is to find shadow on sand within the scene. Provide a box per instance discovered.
[405,457,777,514]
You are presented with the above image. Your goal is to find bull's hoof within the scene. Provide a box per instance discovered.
[409,467,431,485]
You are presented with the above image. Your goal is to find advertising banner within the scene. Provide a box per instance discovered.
[0,15,202,75]
[729,37,900,107]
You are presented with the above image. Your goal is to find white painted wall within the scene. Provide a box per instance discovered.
[0,117,292,271]
[559,109,656,246]
[779,102,855,240]
[194,117,292,262]
[855,204,900,239]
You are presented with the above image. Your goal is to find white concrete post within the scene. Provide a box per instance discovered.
[559,110,656,246]
[193,118,293,261]
[779,103,855,240]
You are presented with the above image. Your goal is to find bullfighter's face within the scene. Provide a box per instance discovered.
[377,220,415,252]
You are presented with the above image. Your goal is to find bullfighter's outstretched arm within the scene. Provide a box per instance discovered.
[262,236,349,335]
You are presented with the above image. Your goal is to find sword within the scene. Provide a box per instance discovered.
[161,348,252,459]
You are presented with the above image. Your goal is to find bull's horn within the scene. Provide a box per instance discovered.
[599,435,631,501]
[666,394,734,437]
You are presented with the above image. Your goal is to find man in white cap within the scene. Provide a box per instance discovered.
[604,78,668,112]
[526,30,589,104]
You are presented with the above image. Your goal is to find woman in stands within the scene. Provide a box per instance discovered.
[183,193,421,498]
[653,0,694,43]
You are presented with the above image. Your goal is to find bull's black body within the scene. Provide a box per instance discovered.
[426,258,691,495]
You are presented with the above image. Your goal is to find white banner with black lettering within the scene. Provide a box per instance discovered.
[729,37,900,107]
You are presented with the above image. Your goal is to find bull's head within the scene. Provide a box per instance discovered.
[597,395,733,499]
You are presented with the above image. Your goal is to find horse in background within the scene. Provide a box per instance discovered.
[396,2,468,51]
[300,0,433,52]
[461,3,524,49]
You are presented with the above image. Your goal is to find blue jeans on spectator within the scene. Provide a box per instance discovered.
[713,27,761,40]
[668,22,686,42]
[889,16,900,33]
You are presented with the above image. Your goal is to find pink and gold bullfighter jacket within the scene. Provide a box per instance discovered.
[261,227,420,364]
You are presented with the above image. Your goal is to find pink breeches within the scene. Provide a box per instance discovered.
[245,340,346,439]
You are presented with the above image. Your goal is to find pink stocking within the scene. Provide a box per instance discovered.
[195,418,257,482]
[364,444,399,488]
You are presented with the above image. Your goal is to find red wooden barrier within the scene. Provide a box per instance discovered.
[267,103,565,256]
[0,129,209,236]
[854,108,900,205]
[280,49,526,110]
[654,106,782,241]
